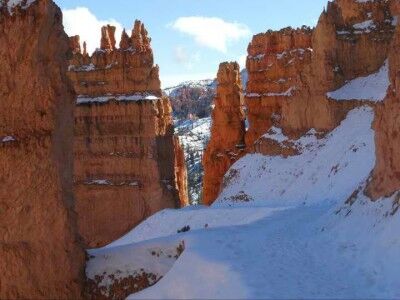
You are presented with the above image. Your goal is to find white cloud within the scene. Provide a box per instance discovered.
[238,54,247,70]
[62,7,123,55]
[173,46,200,70]
[170,16,251,53]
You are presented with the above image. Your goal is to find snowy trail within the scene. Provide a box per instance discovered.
[88,107,400,299]
[130,201,400,299]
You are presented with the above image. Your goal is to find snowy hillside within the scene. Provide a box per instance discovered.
[87,106,400,299]
[175,118,211,204]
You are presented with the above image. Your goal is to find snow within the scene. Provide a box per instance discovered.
[353,20,376,33]
[69,63,96,72]
[4,0,36,14]
[327,60,389,102]
[87,238,184,296]
[87,106,400,299]
[246,86,296,98]
[76,93,160,104]
[262,126,288,143]
[105,205,284,248]
[1,136,15,143]
[164,79,216,97]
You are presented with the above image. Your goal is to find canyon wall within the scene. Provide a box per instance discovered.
[203,0,398,205]
[69,23,188,248]
[202,62,246,205]
[0,0,84,298]
[368,14,400,199]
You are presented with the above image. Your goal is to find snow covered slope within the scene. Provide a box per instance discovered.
[88,106,400,299]
[217,106,375,207]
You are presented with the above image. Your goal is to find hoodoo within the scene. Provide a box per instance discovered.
[68,22,188,247]
[202,62,246,205]
[0,0,84,298]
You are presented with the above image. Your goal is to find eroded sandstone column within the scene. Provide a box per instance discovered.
[68,22,188,247]
[0,0,84,298]
[368,20,400,199]
[202,62,246,205]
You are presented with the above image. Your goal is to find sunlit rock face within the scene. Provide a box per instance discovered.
[202,62,246,205]
[68,22,188,248]
[203,0,398,205]
[0,0,85,298]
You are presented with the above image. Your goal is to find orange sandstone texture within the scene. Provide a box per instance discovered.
[69,22,188,248]
[202,62,246,205]
[203,0,398,205]
[0,0,85,298]
[368,21,400,199]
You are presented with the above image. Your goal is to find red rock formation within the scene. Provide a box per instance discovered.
[203,0,398,204]
[100,25,116,51]
[70,35,81,55]
[246,0,396,143]
[0,0,85,298]
[69,22,188,247]
[202,62,246,205]
[368,21,400,199]
[245,27,313,146]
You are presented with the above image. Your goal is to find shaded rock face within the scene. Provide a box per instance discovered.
[0,0,84,298]
[368,21,400,199]
[202,62,246,205]
[69,23,188,248]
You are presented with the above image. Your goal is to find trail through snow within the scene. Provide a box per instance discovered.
[87,106,400,299]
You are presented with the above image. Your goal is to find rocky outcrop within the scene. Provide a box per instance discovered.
[69,23,188,248]
[246,0,396,142]
[245,27,313,146]
[0,0,84,298]
[368,21,400,199]
[202,62,246,205]
[203,0,398,205]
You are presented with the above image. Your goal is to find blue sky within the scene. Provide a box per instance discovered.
[56,0,328,87]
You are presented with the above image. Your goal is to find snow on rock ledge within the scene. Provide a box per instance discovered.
[327,60,389,102]
[76,93,160,104]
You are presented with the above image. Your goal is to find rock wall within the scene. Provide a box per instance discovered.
[0,0,84,298]
[203,0,398,205]
[202,62,246,205]
[69,23,188,248]
[245,27,313,146]
[247,0,396,140]
[368,20,400,199]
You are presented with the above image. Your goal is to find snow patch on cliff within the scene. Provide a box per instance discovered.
[327,60,389,102]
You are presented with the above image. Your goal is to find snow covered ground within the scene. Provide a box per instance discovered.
[88,106,400,299]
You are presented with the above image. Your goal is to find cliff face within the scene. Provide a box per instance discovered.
[69,23,188,248]
[247,0,396,140]
[245,27,313,146]
[202,62,246,205]
[203,0,398,205]
[368,21,400,199]
[0,0,84,298]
